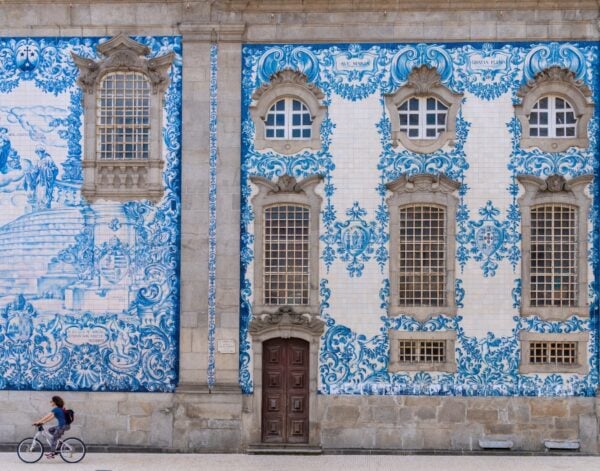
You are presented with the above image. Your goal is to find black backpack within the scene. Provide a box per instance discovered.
[63,408,75,425]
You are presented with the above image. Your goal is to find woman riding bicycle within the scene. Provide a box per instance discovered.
[33,395,70,459]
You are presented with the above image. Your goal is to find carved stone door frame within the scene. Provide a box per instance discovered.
[244,307,324,447]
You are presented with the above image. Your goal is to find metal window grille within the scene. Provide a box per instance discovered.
[97,72,151,160]
[529,96,577,138]
[398,97,448,140]
[398,339,446,363]
[398,204,446,306]
[528,341,577,365]
[263,205,310,305]
[264,98,312,140]
[530,204,577,307]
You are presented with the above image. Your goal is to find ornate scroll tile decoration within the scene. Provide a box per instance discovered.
[241,42,598,397]
[389,43,454,88]
[466,201,517,277]
[256,45,320,86]
[321,202,383,277]
[322,44,390,100]
[0,36,182,392]
[207,43,218,389]
[523,42,587,83]
[453,43,524,100]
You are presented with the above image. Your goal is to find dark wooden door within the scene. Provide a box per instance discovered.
[262,337,309,443]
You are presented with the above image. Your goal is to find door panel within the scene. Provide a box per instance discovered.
[262,338,309,443]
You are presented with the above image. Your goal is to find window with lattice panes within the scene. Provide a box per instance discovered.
[528,340,577,365]
[263,204,310,305]
[264,98,312,140]
[398,204,446,307]
[398,97,448,140]
[97,72,151,160]
[529,96,577,139]
[530,204,577,307]
[398,339,446,364]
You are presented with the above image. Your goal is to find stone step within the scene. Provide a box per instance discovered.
[246,444,322,455]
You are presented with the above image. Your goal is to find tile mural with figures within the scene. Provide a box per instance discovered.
[0,36,182,392]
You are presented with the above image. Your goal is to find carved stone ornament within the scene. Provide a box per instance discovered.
[250,174,323,195]
[516,173,592,197]
[386,173,461,195]
[252,69,325,101]
[71,33,175,94]
[249,306,325,337]
[517,66,592,100]
[403,65,443,96]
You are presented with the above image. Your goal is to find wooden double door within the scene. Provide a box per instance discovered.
[262,338,309,443]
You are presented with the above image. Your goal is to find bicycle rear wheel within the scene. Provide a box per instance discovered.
[16,437,44,463]
[59,437,86,463]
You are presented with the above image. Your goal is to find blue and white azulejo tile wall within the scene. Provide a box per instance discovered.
[240,41,600,397]
[0,36,182,392]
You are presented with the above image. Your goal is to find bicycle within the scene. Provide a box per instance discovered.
[16,424,86,464]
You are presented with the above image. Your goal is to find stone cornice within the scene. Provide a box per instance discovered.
[213,0,600,11]
[178,23,246,42]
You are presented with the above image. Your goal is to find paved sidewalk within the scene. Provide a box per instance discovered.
[2,452,600,471]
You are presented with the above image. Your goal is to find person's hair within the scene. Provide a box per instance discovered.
[51,396,64,408]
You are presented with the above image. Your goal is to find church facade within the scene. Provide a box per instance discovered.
[0,0,600,453]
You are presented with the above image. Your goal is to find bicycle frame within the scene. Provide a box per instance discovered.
[30,425,69,451]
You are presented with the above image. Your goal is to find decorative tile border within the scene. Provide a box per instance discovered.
[207,43,218,389]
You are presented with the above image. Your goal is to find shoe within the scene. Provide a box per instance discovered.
[45,452,57,459]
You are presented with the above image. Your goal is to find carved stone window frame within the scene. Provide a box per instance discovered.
[519,331,589,375]
[386,173,460,321]
[385,65,463,154]
[517,174,592,320]
[515,66,594,153]
[72,33,174,202]
[250,174,323,317]
[250,70,327,155]
[388,330,457,373]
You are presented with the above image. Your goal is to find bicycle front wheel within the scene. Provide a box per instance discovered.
[59,437,86,463]
[16,437,44,463]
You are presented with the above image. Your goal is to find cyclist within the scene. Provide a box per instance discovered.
[33,395,69,459]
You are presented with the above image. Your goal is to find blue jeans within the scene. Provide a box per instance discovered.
[48,425,69,452]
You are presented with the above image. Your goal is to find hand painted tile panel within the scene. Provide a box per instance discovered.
[0,36,182,392]
[241,41,599,397]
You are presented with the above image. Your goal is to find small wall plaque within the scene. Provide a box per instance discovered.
[217,339,236,354]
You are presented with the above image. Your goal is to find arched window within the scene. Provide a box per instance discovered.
[517,174,592,320]
[398,97,448,140]
[515,67,594,153]
[97,72,151,160]
[398,204,447,307]
[528,96,577,139]
[385,65,462,154]
[529,204,577,307]
[264,98,313,140]
[386,173,460,320]
[250,174,322,316]
[251,70,326,155]
[263,203,310,305]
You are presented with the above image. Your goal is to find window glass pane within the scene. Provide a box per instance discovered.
[409,98,419,110]
[426,97,436,110]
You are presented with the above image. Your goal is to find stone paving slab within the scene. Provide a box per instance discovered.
[2,453,600,471]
